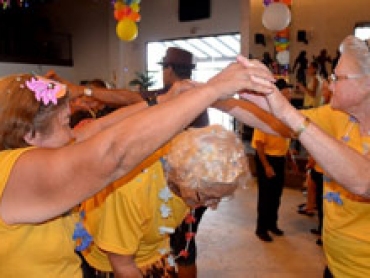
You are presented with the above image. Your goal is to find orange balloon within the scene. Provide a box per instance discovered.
[116,19,138,42]
[128,11,141,22]
[114,9,125,21]
[276,28,289,38]
[280,0,292,6]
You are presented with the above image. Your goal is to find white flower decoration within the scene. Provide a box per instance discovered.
[160,204,172,218]
[159,186,173,202]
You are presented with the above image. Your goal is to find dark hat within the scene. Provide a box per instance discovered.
[159,47,195,69]
[275,78,293,90]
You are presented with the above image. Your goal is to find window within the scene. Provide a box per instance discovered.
[146,33,240,130]
[354,22,370,40]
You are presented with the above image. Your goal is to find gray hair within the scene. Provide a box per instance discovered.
[339,35,370,74]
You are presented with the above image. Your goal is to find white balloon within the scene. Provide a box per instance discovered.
[276,50,290,65]
[262,3,291,31]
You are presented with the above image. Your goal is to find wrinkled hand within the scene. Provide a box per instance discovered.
[237,56,295,119]
[206,56,275,100]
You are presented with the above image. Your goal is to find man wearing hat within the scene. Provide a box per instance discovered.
[152,47,209,277]
[155,47,209,128]
[251,78,293,242]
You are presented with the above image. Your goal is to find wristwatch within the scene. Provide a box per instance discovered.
[146,95,158,106]
[83,87,93,97]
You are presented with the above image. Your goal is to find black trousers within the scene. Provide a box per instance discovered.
[311,168,324,234]
[254,154,286,233]
[170,206,207,266]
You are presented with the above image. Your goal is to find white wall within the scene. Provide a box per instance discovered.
[0,0,369,86]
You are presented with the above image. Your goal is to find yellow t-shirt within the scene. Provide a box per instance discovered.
[0,148,82,278]
[303,105,370,277]
[82,146,188,271]
[251,128,290,156]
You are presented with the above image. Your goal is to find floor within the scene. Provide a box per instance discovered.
[196,180,326,278]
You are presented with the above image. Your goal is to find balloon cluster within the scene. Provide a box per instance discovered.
[263,0,292,6]
[1,0,30,9]
[262,0,292,76]
[113,0,141,42]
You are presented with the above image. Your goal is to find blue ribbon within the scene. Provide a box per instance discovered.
[72,210,93,252]
[323,191,343,205]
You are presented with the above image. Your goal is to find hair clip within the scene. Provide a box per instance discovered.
[26,76,67,105]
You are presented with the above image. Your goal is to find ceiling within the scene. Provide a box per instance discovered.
[148,33,241,64]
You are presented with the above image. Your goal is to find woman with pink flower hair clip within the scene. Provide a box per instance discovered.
[0,62,260,277]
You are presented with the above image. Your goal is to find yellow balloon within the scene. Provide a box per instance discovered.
[116,19,138,42]
[131,3,140,12]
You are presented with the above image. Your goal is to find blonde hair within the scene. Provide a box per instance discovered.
[0,74,69,150]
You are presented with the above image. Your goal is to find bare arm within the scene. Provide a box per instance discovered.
[108,252,142,278]
[213,98,293,138]
[45,70,142,105]
[255,141,275,178]
[1,61,261,224]
[73,81,194,141]
[236,55,370,198]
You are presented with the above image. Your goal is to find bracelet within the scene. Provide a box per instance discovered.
[293,117,311,139]
[83,87,93,97]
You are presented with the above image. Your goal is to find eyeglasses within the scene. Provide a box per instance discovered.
[329,73,369,83]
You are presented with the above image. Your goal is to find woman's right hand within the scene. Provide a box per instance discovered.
[206,57,276,100]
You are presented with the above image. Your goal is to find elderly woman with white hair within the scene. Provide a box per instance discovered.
[215,35,370,277]
[81,125,252,277]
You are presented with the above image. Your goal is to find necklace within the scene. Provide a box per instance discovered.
[341,115,370,154]
[157,183,196,267]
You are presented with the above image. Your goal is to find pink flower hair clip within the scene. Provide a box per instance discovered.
[26,76,67,105]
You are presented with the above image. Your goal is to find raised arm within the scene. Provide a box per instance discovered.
[236,55,370,198]
[2,62,261,224]
[45,70,143,105]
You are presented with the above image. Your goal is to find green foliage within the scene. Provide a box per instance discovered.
[129,71,156,91]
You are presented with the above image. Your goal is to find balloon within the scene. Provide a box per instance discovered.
[276,50,290,65]
[281,0,292,6]
[114,9,125,21]
[114,1,125,10]
[275,45,288,52]
[130,3,140,12]
[262,3,291,31]
[276,28,289,38]
[128,11,141,22]
[116,19,138,41]
[274,37,289,43]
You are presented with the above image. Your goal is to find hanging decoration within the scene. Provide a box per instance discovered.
[1,0,34,9]
[113,0,141,42]
[262,0,292,78]
[262,2,291,31]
